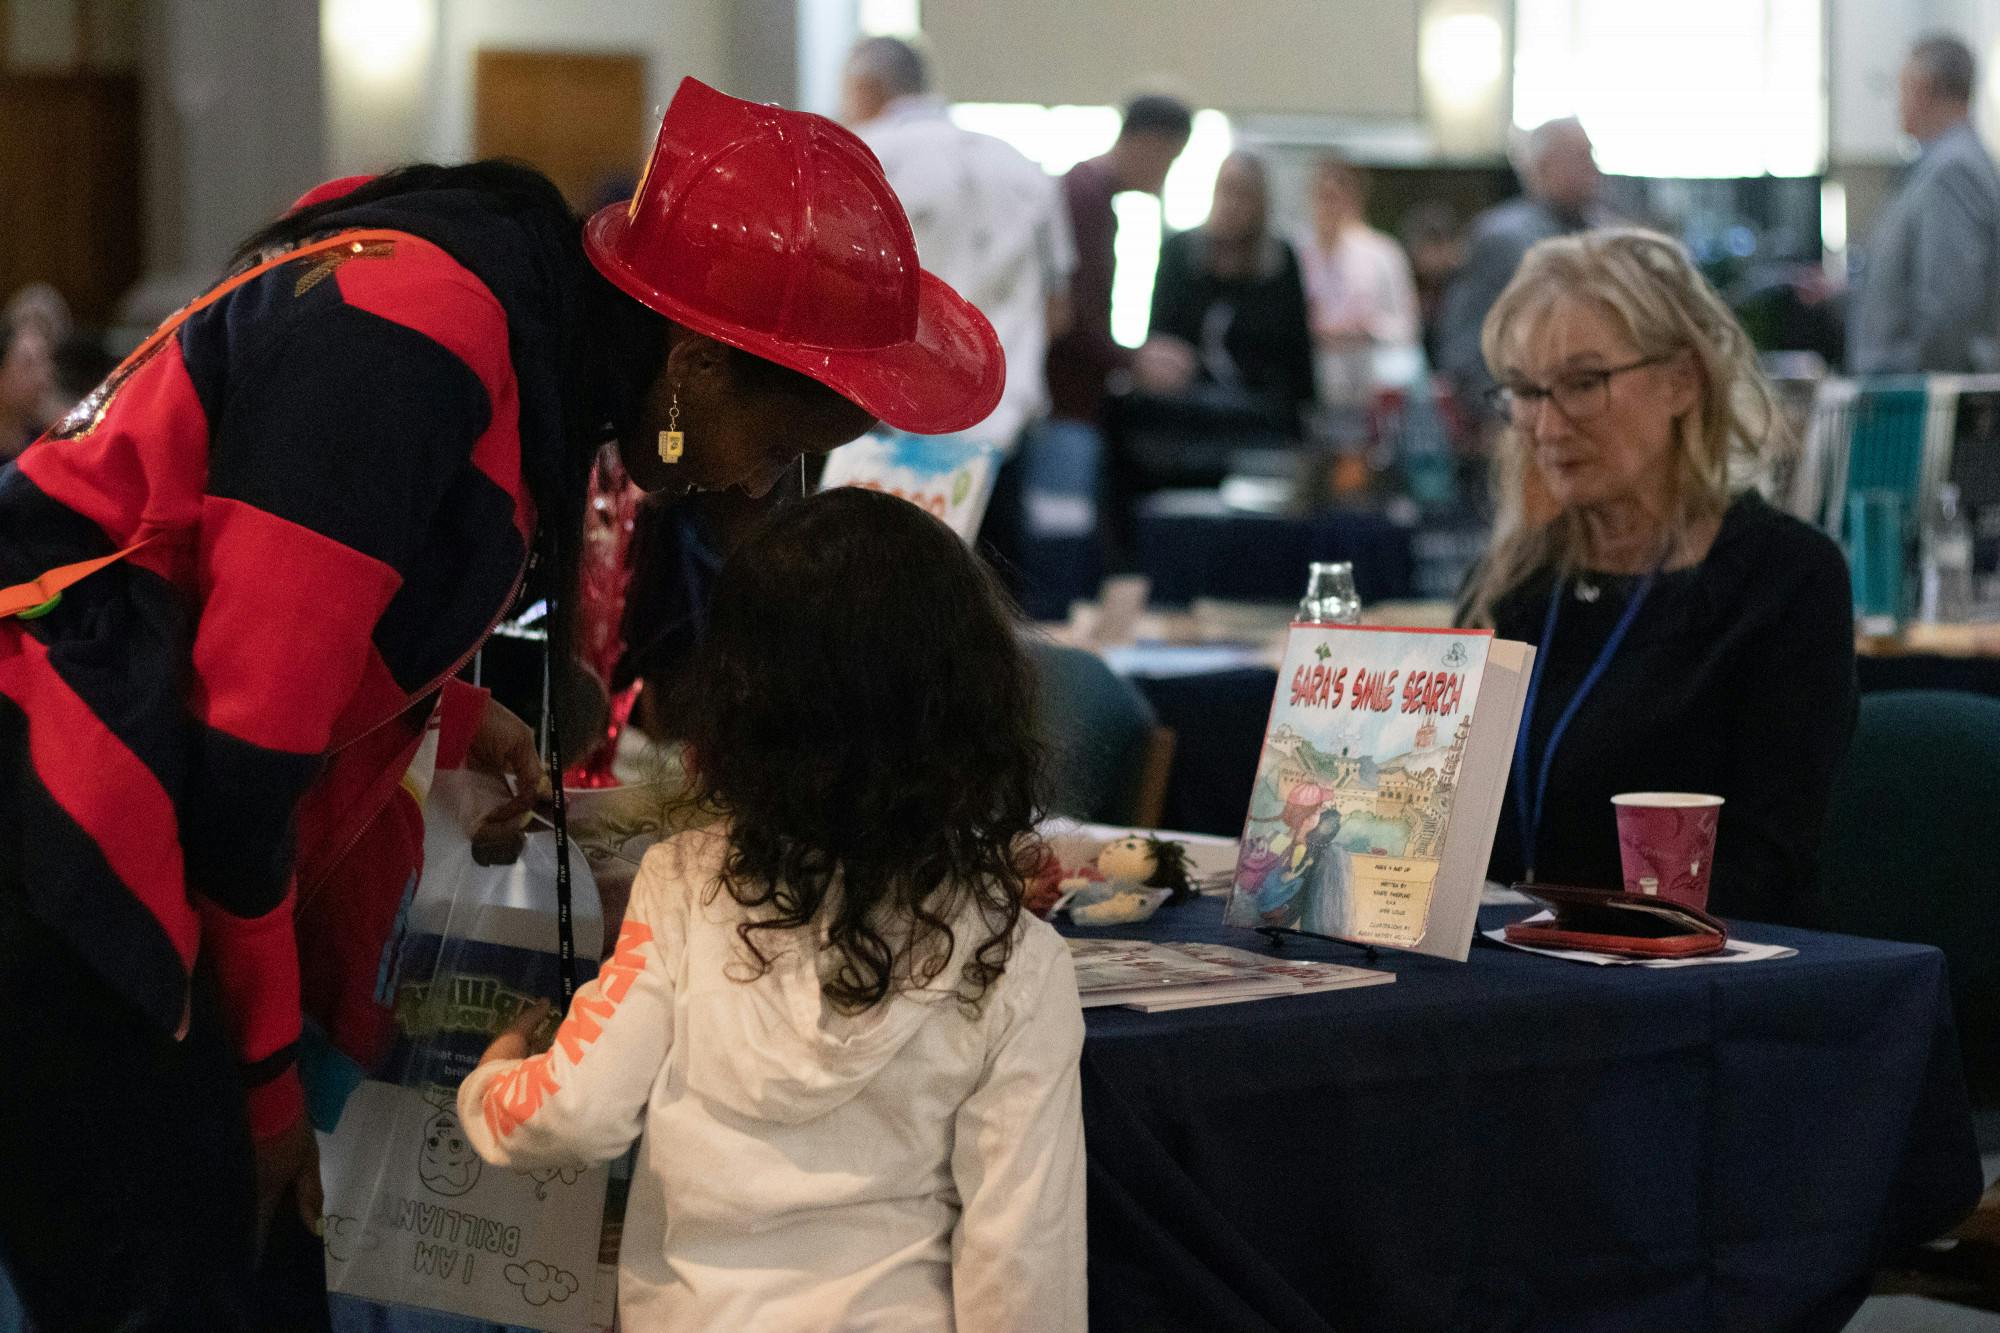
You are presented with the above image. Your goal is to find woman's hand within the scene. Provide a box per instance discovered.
[465,699,548,864]
[1133,336,1198,393]
[477,999,554,1069]
[253,1114,324,1244]
[1313,315,1371,345]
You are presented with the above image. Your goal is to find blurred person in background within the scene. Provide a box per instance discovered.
[51,331,117,418]
[0,317,55,460]
[1143,150,1317,423]
[4,282,70,347]
[1848,34,2000,374]
[1438,117,1610,417]
[1294,152,1422,407]
[1460,230,1854,926]
[1047,92,1193,427]
[1008,92,1189,613]
[1401,203,1469,373]
[844,35,1074,452]
[5,284,75,430]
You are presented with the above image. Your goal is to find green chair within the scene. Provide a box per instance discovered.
[1819,689,2000,1101]
[1028,641,1176,827]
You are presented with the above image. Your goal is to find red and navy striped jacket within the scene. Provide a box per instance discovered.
[0,189,587,1137]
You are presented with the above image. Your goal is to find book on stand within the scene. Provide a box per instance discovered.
[1221,623,1534,961]
[818,431,999,542]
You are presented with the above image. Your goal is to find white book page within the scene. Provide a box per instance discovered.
[1424,639,1534,961]
[1084,977,1302,1009]
[1131,970,1394,1012]
[1481,921,1798,968]
[1165,942,1395,992]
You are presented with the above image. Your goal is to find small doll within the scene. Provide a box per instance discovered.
[1090,834,1195,906]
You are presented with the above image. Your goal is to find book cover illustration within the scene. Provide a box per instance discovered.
[1224,625,1492,949]
[818,431,999,541]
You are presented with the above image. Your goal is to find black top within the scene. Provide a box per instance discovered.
[1148,230,1317,418]
[1482,492,1858,926]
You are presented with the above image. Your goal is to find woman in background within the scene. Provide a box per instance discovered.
[1141,151,1318,424]
[1461,229,1855,925]
[1295,153,1422,406]
[0,317,55,461]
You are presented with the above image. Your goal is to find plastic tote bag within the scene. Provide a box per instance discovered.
[318,769,616,1333]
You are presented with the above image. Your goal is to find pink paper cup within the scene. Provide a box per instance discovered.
[1611,793,1725,910]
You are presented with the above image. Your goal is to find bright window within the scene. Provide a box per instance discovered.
[951,104,1233,347]
[856,0,921,39]
[1513,0,1825,178]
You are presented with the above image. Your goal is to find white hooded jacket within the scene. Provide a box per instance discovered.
[459,826,1088,1331]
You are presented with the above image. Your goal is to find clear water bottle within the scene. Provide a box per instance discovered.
[1920,483,1975,624]
[1297,561,1362,624]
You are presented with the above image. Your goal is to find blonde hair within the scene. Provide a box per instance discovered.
[1460,228,1789,627]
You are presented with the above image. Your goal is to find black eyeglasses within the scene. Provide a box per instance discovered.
[1484,354,1674,427]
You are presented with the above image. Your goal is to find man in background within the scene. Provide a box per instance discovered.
[843,36,1074,450]
[1849,34,2000,374]
[1046,94,1194,426]
[1436,116,1607,413]
[979,93,1194,615]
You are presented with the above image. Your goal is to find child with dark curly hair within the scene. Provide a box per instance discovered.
[458,487,1086,1331]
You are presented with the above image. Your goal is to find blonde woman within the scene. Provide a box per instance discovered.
[1460,229,1855,925]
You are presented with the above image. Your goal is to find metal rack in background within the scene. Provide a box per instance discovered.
[1787,374,1997,537]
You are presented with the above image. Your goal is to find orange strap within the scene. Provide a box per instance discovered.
[0,542,151,619]
[113,227,413,386]
[2,228,411,622]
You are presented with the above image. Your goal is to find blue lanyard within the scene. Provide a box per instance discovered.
[1512,566,1659,880]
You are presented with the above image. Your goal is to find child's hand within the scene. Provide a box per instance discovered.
[478,999,554,1068]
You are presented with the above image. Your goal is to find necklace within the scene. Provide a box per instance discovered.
[1575,524,1679,604]
[1514,557,1665,880]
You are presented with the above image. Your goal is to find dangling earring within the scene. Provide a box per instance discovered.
[658,390,684,463]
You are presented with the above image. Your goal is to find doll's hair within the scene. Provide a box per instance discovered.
[1142,837,1195,903]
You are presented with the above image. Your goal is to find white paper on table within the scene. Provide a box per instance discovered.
[1086,977,1301,1009]
[1067,938,1393,1011]
[1482,915,1798,968]
[1131,942,1394,1010]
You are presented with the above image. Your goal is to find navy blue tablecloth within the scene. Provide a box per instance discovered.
[1072,897,1980,1333]
[1135,499,1416,608]
[1137,654,2000,838]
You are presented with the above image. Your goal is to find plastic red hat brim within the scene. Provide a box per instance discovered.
[583,203,1004,437]
[289,174,377,213]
